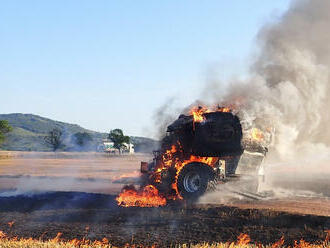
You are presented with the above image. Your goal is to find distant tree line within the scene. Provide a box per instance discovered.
[0,120,13,146]
[72,132,93,148]
[44,128,95,152]
[44,127,130,153]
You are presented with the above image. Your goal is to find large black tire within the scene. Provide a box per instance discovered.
[177,162,214,201]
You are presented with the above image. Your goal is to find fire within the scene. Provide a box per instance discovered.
[190,106,208,123]
[173,154,218,199]
[187,155,218,166]
[116,142,218,206]
[0,230,111,247]
[162,144,178,167]
[160,142,219,199]
[326,230,330,243]
[116,184,166,207]
[237,233,251,245]
[174,154,218,183]
[218,106,231,112]
[52,232,62,242]
[116,105,232,207]
[271,236,285,248]
[251,128,264,142]
[0,229,329,247]
[190,106,232,123]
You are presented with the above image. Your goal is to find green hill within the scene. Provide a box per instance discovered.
[0,113,158,152]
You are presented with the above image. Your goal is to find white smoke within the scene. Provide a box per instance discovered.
[204,0,330,162]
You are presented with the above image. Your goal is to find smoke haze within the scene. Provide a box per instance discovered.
[198,0,330,163]
[196,0,330,203]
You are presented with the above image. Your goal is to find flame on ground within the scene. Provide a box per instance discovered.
[116,144,218,206]
[236,233,251,245]
[0,230,110,247]
[272,236,285,248]
[0,230,328,248]
[115,106,222,207]
[116,184,166,207]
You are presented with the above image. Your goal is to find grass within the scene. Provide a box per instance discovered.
[0,231,329,248]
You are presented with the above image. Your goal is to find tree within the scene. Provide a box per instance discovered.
[44,128,64,151]
[108,129,130,154]
[72,132,93,150]
[0,120,13,145]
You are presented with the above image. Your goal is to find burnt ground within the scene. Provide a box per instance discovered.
[0,154,329,246]
[0,192,329,247]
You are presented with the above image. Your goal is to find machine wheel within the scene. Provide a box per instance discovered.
[177,162,214,201]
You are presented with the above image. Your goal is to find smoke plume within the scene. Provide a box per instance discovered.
[203,0,330,161]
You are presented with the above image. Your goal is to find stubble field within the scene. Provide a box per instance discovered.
[0,151,329,247]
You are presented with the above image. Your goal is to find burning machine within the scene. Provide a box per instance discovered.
[116,107,269,207]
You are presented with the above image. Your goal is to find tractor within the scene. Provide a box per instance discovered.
[141,109,269,201]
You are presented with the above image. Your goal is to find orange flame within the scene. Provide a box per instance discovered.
[251,128,264,142]
[116,105,231,207]
[218,107,231,112]
[325,230,330,243]
[0,229,329,247]
[116,185,166,207]
[190,107,208,123]
[236,233,251,245]
[272,236,285,248]
[294,239,312,248]
[190,106,231,123]
[51,232,62,242]
[0,231,6,239]
[172,155,219,199]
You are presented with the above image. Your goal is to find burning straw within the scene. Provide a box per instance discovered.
[0,229,329,248]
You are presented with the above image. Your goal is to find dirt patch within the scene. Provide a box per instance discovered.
[0,153,149,194]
